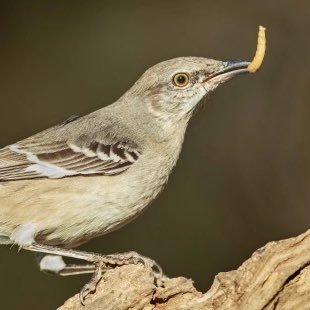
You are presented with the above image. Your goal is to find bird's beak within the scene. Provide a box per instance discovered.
[203,61,251,86]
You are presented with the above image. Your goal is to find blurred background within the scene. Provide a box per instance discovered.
[0,1,309,309]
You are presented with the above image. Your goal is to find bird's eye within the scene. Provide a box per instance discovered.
[172,73,190,88]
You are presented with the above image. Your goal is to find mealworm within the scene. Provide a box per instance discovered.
[248,25,266,73]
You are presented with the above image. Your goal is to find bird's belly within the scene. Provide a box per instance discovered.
[0,162,169,247]
[40,173,166,246]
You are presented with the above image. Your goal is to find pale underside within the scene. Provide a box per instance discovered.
[0,123,183,248]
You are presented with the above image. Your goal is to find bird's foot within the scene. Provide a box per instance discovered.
[102,251,163,276]
[79,260,104,305]
[23,243,163,304]
[78,251,163,305]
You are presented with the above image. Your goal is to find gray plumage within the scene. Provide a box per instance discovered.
[0,57,250,249]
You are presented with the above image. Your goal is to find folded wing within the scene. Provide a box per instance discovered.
[0,120,142,181]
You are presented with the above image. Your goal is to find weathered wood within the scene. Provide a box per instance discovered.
[59,230,310,310]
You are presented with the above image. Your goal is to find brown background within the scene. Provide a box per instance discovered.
[0,1,309,309]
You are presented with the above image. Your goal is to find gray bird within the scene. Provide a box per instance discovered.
[0,57,252,302]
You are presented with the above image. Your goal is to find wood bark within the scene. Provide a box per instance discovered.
[58,230,310,310]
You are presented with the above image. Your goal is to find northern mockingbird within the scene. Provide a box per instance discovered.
[0,57,257,302]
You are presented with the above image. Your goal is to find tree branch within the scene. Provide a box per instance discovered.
[58,230,310,310]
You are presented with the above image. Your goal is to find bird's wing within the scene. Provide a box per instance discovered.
[0,116,142,181]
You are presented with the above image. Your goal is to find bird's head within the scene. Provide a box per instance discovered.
[131,57,250,124]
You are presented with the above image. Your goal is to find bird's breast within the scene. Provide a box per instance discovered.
[0,137,184,247]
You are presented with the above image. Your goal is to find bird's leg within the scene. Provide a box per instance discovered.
[79,260,104,304]
[59,264,98,276]
[25,242,163,304]
[26,242,143,265]
[26,242,142,304]
[28,242,162,274]
[36,253,100,276]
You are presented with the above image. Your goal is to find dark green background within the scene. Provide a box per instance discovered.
[0,1,309,309]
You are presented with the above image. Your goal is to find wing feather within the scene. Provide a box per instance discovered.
[0,133,142,181]
[0,113,143,181]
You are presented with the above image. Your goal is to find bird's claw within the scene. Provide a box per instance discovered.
[79,260,103,305]
[77,252,163,305]
[79,282,95,306]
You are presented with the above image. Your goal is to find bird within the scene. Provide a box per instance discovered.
[0,57,253,303]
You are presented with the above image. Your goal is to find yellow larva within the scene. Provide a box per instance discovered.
[248,25,266,73]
